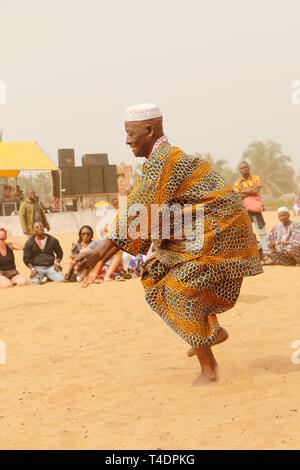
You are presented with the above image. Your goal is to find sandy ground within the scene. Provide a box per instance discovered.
[0,211,300,450]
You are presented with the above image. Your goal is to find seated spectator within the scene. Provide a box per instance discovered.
[86,223,124,282]
[23,222,64,284]
[77,220,125,285]
[122,252,145,278]
[0,228,28,288]
[65,225,95,282]
[263,207,300,266]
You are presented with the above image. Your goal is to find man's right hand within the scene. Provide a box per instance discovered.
[30,268,38,278]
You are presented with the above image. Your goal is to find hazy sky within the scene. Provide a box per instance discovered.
[1,0,300,171]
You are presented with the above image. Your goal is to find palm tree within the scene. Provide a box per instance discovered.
[195,152,238,185]
[242,141,295,197]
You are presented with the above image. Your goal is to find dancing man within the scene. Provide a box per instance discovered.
[76,103,262,385]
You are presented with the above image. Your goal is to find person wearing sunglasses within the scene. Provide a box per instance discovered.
[65,225,94,282]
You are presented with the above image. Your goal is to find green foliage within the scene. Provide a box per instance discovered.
[262,194,294,210]
[242,140,295,197]
[16,172,52,203]
[195,152,239,185]
[196,141,298,203]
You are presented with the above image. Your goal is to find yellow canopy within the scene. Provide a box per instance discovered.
[94,200,110,208]
[0,142,58,178]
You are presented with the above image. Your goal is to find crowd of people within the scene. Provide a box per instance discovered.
[1,184,24,201]
[234,161,300,266]
[1,174,300,289]
[0,189,148,288]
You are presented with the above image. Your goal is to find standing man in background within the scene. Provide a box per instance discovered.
[234,161,268,252]
[19,189,50,236]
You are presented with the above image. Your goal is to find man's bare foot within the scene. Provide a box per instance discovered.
[187,327,229,357]
[192,370,218,386]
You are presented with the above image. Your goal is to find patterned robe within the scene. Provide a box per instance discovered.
[108,142,262,347]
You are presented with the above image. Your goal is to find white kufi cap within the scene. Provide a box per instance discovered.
[277,206,289,214]
[125,103,162,122]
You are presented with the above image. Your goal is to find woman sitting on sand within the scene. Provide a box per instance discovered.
[65,225,95,282]
[0,227,28,288]
[89,223,124,282]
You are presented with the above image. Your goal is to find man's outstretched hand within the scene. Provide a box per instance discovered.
[79,269,100,288]
[74,238,121,288]
[75,249,101,271]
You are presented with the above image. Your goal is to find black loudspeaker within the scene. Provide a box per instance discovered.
[52,168,73,197]
[51,171,60,198]
[58,149,75,168]
[61,167,73,196]
[53,165,116,197]
[88,166,104,194]
[103,165,118,193]
[70,167,89,195]
[82,153,108,166]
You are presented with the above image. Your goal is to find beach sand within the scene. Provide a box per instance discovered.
[0,211,300,450]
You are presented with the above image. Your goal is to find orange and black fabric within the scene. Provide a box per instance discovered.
[108,143,262,347]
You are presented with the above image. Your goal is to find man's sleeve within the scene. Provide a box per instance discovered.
[19,203,27,232]
[41,209,50,231]
[107,172,154,256]
[107,147,186,256]
[291,223,300,247]
[53,238,63,260]
[23,240,32,266]
[254,176,262,187]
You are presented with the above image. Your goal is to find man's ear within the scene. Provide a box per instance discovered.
[146,124,154,137]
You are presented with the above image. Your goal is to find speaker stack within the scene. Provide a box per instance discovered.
[52,149,118,197]
[82,153,109,166]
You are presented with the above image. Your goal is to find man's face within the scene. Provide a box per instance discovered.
[33,222,44,236]
[28,190,36,201]
[125,122,153,158]
[240,163,250,178]
[278,211,290,224]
